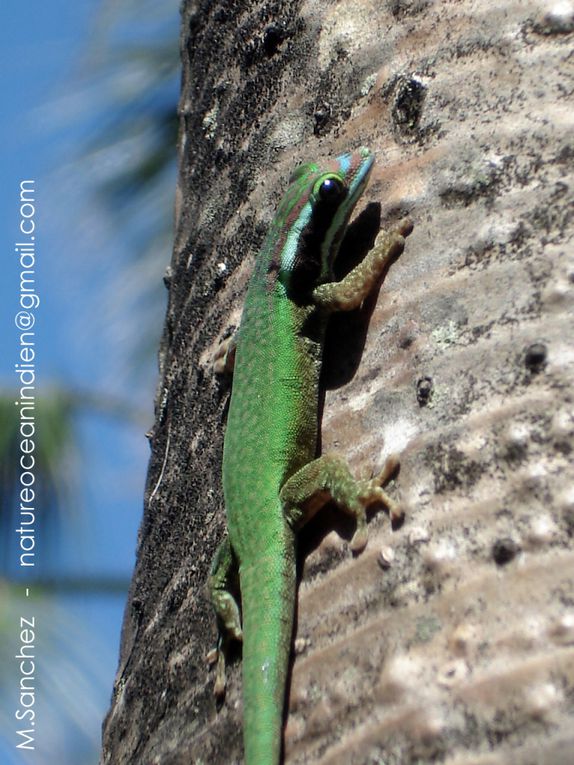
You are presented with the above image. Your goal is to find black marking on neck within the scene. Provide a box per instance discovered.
[287,189,347,301]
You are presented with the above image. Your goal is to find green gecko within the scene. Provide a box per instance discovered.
[209,147,412,764]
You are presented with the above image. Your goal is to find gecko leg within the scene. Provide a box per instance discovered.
[280,453,401,552]
[208,536,242,697]
[213,332,237,375]
[313,219,413,312]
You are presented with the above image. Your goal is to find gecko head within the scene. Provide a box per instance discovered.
[276,147,375,298]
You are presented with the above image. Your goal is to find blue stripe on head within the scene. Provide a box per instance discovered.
[334,147,375,205]
[337,152,352,176]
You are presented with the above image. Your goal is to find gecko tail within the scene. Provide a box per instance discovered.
[239,541,296,765]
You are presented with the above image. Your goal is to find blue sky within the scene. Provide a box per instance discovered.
[0,3,179,763]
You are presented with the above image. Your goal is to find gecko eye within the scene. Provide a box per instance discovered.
[317,176,345,203]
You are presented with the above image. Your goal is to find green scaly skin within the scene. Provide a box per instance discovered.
[209,148,412,764]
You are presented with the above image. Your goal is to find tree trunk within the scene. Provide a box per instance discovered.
[101,1,574,763]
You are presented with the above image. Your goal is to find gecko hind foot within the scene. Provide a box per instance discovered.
[357,453,403,529]
[207,636,228,700]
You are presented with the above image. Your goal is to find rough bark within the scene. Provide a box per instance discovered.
[101,1,574,763]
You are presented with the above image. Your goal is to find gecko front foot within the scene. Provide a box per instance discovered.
[395,217,414,239]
